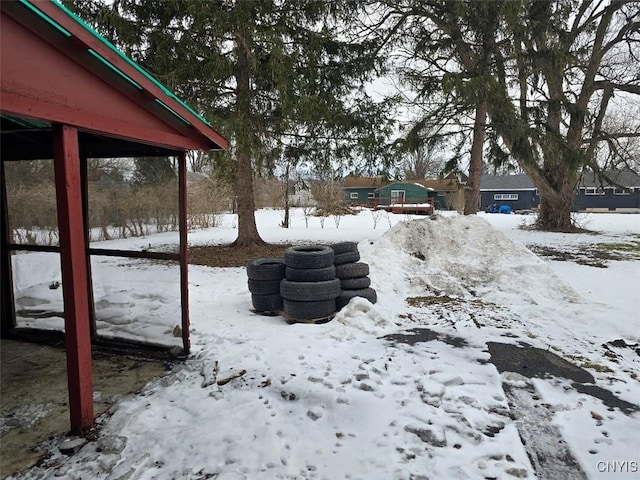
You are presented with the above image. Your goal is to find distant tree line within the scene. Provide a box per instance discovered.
[5,158,231,245]
[62,0,639,233]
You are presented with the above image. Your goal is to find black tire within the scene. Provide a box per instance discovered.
[285,265,336,282]
[334,251,360,265]
[341,276,371,290]
[335,262,369,279]
[247,278,281,295]
[251,293,283,312]
[336,287,377,310]
[330,241,358,255]
[283,298,336,320]
[246,258,286,280]
[280,278,341,301]
[284,245,334,269]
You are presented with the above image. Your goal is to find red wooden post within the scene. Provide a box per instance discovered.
[178,152,190,354]
[53,124,94,433]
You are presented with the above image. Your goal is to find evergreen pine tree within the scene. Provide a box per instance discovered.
[66,0,393,245]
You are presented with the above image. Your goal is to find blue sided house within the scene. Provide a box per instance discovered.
[574,170,640,213]
[480,170,640,213]
[479,174,539,212]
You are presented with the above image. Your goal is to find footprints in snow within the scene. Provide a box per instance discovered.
[202,344,530,478]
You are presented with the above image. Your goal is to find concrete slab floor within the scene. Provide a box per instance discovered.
[0,339,170,479]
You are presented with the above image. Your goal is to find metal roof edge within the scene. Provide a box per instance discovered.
[21,0,227,150]
[49,1,208,124]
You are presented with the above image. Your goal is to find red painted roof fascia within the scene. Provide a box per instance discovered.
[33,1,228,151]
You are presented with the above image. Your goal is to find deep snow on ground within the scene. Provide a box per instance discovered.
[6,209,640,480]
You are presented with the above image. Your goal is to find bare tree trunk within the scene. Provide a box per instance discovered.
[282,188,290,228]
[282,161,290,228]
[535,164,577,231]
[537,192,574,231]
[464,101,487,215]
[233,151,264,246]
[232,23,264,248]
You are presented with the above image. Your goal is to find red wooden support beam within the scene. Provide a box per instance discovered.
[178,152,190,354]
[53,124,94,433]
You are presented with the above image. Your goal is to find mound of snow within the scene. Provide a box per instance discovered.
[363,215,580,307]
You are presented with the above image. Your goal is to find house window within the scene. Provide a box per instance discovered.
[585,187,604,195]
[437,191,446,197]
[350,192,358,200]
[613,187,630,195]
[367,192,375,199]
[494,193,518,201]
[391,190,405,202]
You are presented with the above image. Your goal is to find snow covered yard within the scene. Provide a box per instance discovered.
[5,209,640,480]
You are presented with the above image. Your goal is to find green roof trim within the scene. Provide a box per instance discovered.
[1,114,51,129]
[29,0,214,129]
[88,49,143,90]
[19,0,71,37]
[155,99,191,126]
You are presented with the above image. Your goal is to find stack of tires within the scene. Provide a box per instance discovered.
[280,245,341,322]
[331,242,377,311]
[246,257,286,313]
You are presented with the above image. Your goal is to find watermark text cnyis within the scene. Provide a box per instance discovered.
[596,460,639,474]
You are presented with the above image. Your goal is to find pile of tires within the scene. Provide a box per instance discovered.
[280,245,341,322]
[330,242,377,311]
[246,257,286,313]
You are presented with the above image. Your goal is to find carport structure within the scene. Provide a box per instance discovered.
[1,0,227,433]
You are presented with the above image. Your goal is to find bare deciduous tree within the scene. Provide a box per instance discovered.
[400,143,446,180]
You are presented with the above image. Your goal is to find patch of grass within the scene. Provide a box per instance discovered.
[406,295,498,309]
[406,295,457,307]
[575,258,608,268]
[519,221,596,234]
[529,239,640,267]
[404,294,517,331]
[596,240,640,252]
[567,354,615,373]
[580,361,614,373]
[592,240,640,260]
[566,354,588,362]
[529,245,610,267]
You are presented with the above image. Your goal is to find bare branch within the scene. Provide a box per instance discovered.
[592,80,640,94]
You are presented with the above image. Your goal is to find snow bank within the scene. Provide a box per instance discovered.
[365,215,580,304]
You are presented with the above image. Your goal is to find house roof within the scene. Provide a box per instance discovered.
[343,176,386,189]
[413,179,462,192]
[479,170,640,191]
[377,178,462,192]
[444,171,469,183]
[480,174,536,191]
[578,169,640,188]
[1,0,228,160]
[379,181,432,191]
